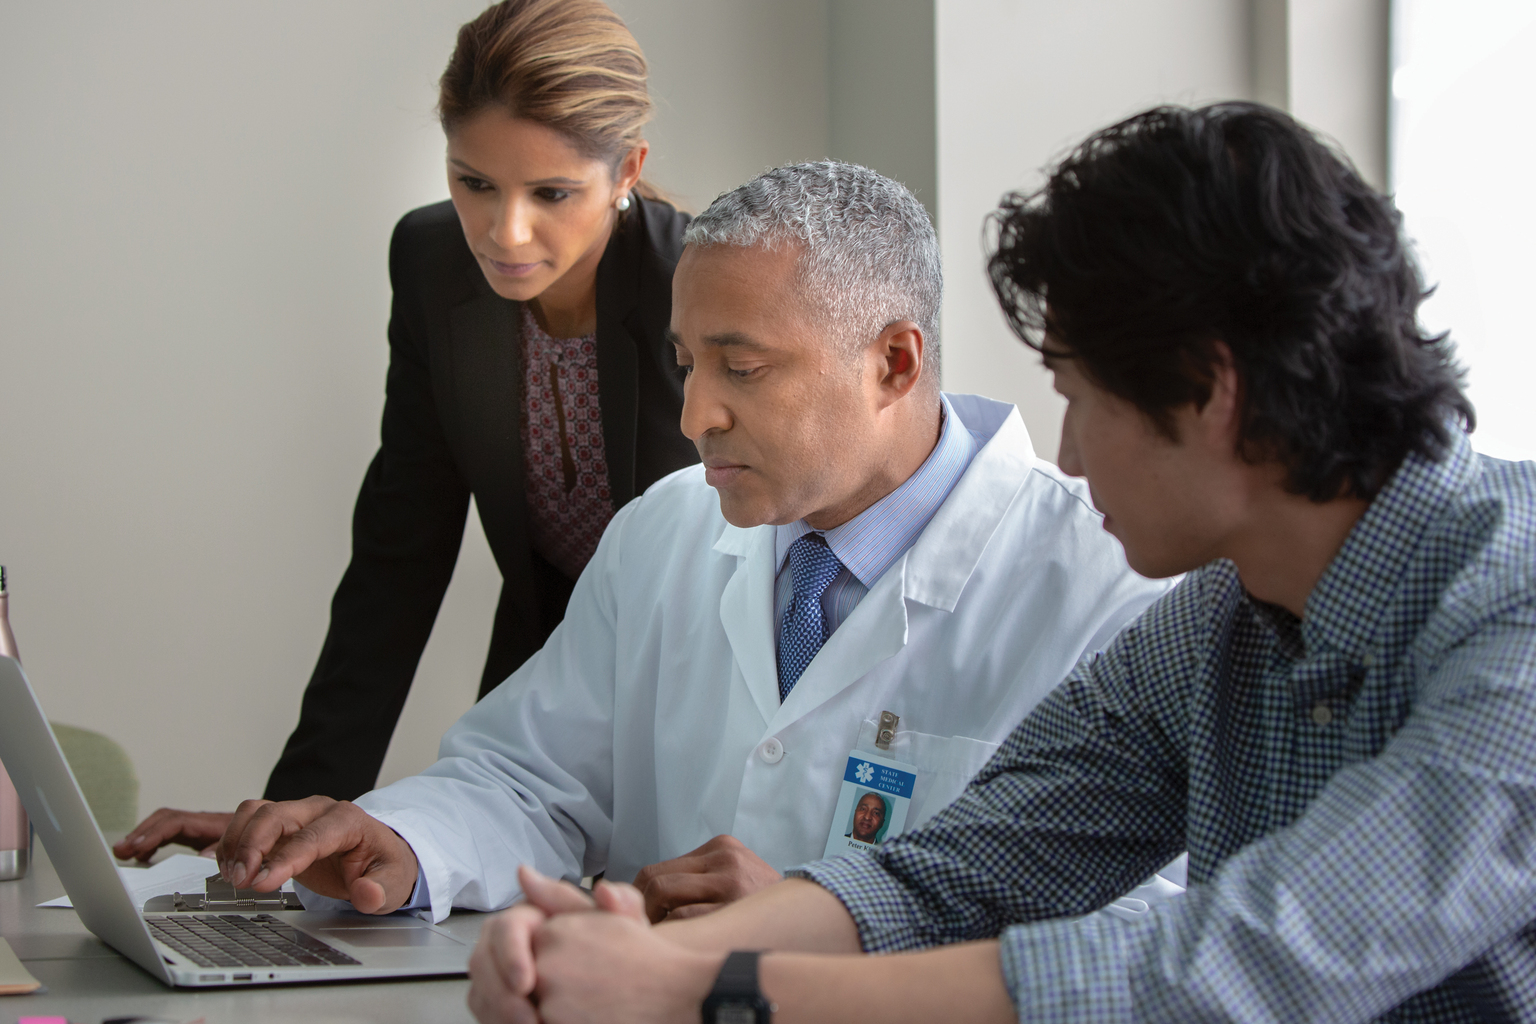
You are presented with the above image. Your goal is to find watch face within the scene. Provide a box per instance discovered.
[716,1006,759,1024]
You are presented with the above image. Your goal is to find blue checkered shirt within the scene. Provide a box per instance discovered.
[795,431,1536,1022]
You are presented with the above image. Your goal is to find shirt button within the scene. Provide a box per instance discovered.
[1311,702,1333,726]
[758,737,785,764]
[1361,651,1376,668]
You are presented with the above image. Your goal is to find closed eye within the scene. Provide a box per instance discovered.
[456,174,493,193]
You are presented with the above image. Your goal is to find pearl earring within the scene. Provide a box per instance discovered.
[615,194,632,212]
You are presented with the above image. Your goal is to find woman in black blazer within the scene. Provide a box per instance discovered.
[117,0,697,858]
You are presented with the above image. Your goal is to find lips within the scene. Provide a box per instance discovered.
[700,457,747,488]
[484,255,543,278]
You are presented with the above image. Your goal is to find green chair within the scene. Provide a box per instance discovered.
[50,722,138,833]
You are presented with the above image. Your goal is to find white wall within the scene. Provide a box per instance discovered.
[935,0,1253,464]
[1254,0,1390,189]
[611,0,832,212]
[1391,0,1536,461]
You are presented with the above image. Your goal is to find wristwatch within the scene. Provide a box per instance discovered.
[701,950,773,1024]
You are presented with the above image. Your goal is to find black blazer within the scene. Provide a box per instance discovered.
[265,195,697,801]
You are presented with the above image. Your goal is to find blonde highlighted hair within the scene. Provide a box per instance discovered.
[439,0,663,200]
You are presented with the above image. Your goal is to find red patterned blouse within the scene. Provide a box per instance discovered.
[519,305,615,580]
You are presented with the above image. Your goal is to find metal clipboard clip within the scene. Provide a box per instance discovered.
[143,873,304,913]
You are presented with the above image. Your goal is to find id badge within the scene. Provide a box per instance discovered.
[822,749,919,859]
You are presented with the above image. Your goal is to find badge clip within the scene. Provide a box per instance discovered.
[875,710,899,751]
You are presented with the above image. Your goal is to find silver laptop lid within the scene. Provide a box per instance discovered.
[0,656,172,983]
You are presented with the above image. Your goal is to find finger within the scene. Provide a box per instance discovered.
[662,901,724,921]
[517,864,595,915]
[257,802,404,901]
[114,808,224,861]
[638,872,733,923]
[199,842,218,858]
[482,905,546,997]
[591,879,648,922]
[630,835,743,891]
[217,798,276,878]
[631,852,711,892]
[225,796,334,887]
[114,809,176,861]
[341,834,419,915]
[469,919,543,1024]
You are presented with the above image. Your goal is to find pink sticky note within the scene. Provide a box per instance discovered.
[18,1017,70,1024]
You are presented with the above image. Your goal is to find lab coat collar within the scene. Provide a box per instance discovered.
[902,393,1035,611]
[712,393,1036,733]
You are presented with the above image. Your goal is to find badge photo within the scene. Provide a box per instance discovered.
[823,750,918,860]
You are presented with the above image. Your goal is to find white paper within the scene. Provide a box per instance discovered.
[38,852,294,909]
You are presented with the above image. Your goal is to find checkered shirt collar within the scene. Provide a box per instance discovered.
[1299,428,1479,663]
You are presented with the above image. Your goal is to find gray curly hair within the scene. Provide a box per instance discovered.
[684,161,942,382]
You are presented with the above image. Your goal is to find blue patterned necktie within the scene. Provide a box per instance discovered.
[777,533,845,701]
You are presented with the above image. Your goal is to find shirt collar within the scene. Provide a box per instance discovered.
[776,393,981,588]
[1301,429,1480,663]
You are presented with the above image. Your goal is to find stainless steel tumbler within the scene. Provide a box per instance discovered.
[1,565,31,880]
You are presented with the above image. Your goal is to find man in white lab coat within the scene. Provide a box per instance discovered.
[212,162,1171,924]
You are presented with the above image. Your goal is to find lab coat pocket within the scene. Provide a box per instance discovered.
[855,720,1000,832]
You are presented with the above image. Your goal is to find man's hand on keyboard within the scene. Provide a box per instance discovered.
[215,796,419,915]
[114,807,235,862]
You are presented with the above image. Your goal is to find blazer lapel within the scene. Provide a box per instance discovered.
[441,280,530,585]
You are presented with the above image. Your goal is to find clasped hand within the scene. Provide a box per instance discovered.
[468,865,722,1024]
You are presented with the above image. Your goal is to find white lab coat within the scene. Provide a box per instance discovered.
[358,395,1172,922]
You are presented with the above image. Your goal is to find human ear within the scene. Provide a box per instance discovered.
[872,320,924,406]
[613,142,649,201]
[1195,341,1242,450]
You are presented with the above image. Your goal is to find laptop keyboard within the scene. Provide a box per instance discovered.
[149,913,361,968]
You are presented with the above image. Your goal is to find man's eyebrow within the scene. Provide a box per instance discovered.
[702,331,769,351]
[666,330,771,351]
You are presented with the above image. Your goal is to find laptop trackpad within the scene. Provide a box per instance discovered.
[314,927,464,948]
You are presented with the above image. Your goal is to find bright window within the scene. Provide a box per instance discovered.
[1391,0,1536,461]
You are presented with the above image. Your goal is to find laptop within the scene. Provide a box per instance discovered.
[0,655,470,987]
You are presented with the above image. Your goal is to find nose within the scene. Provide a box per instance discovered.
[488,196,533,251]
[679,370,732,442]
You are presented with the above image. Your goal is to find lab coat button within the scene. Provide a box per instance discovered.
[758,737,784,764]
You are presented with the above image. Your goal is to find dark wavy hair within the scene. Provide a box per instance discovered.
[987,103,1472,501]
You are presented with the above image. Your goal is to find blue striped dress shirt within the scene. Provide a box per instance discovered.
[774,393,982,637]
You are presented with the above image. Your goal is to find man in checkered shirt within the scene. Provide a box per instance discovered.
[465,103,1536,1024]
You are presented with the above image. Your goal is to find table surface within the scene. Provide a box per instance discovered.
[1,839,485,1024]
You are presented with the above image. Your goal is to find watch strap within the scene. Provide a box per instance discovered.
[712,950,763,996]
[702,950,771,1023]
